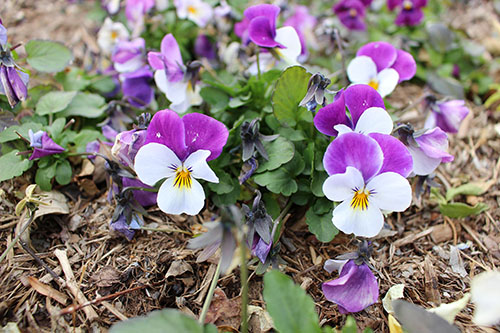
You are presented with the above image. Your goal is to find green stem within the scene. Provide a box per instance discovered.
[240,234,249,333]
[122,186,158,193]
[256,49,261,79]
[272,199,293,243]
[0,210,35,265]
[198,259,222,325]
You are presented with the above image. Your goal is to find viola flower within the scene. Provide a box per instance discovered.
[112,128,147,168]
[240,119,279,162]
[97,18,130,54]
[397,125,453,176]
[125,0,155,29]
[120,66,154,108]
[333,0,367,31]
[237,4,302,66]
[299,73,332,112]
[134,110,229,215]
[28,130,65,160]
[112,38,145,73]
[102,0,121,15]
[148,34,202,113]
[322,132,412,237]
[110,211,143,240]
[314,84,386,137]
[424,97,470,134]
[347,41,417,97]
[174,0,214,28]
[194,34,216,60]
[284,5,318,59]
[387,0,428,26]
[0,30,29,108]
[322,241,379,313]
[0,23,6,45]
[242,191,273,263]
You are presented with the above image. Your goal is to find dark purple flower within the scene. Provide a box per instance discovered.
[110,212,143,240]
[243,4,282,48]
[194,34,216,60]
[388,0,427,26]
[322,259,379,313]
[120,66,154,108]
[333,0,367,31]
[112,38,145,73]
[28,130,65,160]
[314,85,385,137]
[0,57,29,108]
[251,235,272,264]
[424,98,470,134]
[122,177,158,207]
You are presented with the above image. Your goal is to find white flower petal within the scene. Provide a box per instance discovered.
[274,26,301,64]
[157,176,206,215]
[333,124,353,136]
[331,198,384,238]
[154,69,169,94]
[376,68,399,97]
[354,107,393,135]
[323,166,364,202]
[471,270,500,326]
[134,143,180,186]
[114,55,144,73]
[324,259,348,274]
[347,56,378,84]
[185,150,219,183]
[407,145,441,176]
[367,172,412,212]
[165,79,188,105]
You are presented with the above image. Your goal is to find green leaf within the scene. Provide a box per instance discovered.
[306,209,338,243]
[256,136,295,172]
[0,150,32,182]
[60,92,106,118]
[109,309,217,333]
[439,202,489,218]
[427,72,464,100]
[25,40,73,73]
[0,122,44,143]
[55,160,72,185]
[263,270,321,333]
[200,86,229,113]
[207,170,234,195]
[36,91,77,115]
[311,171,328,197]
[341,316,358,333]
[445,182,491,201]
[72,129,104,152]
[272,66,312,127]
[254,169,298,196]
[47,118,67,139]
[35,162,57,191]
[55,67,91,91]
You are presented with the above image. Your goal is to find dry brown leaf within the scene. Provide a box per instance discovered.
[205,287,241,330]
[424,256,441,305]
[91,266,121,287]
[165,260,193,279]
[248,305,274,333]
[77,159,95,177]
[24,276,68,305]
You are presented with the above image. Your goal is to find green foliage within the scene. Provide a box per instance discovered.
[25,40,73,73]
[36,91,77,115]
[263,270,322,333]
[256,136,295,172]
[439,202,489,218]
[0,122,43,143]
[109,309,217,333]
[306,209,338,243]
[59,92,106,118]
[0,150,33,182]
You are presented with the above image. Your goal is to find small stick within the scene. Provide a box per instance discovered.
[19,240,66,287]
[58,285,146,316]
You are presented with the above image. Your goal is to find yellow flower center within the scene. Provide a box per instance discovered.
[111,31,119,40]
[403,1,413,10]
[188,5,197,14]
[351,188,370,211]
[368,79,379,91]
[349,8,357,17]
[174,167,192,189]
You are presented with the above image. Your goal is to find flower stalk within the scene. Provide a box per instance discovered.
[198,259,222,324]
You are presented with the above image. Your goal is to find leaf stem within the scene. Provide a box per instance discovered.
[198,259,222,324]
[271,199,292,243]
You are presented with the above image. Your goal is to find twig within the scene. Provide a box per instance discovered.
[0,211,36,264]
[19,239,66,287]
[58,285,146,316]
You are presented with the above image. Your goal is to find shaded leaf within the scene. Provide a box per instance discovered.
[306,209,338,243]
[60,92,106,118]
[0,122,43,143]
[445,182,492,201]
[25,40,73,73]
[254,169,298,196]
[439,202,489,218]
[0,150,32,182]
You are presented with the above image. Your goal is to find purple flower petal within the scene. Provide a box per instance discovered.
[322,260,379,313]
[387,0,402,10]
[434,100,470,134]
[145,109,187,159]
[314,90,349,137]
[369,133,413,178]
[391,49,416,82]
[334,0,367,31]
[252,236,272,264]
[248,16,282,48]
[395,7,424,26]
[344,84,385,126]
[194,34,216,60]
[323,132,383,181]
[30,132,65,160]
[122,177,158,207]
[182,112,229,161]
[102,125,118,141]
[121,66,154,108]
[234,17,251,44]
[415,127,454,162]
[112,129,146,167]
[357,41,397,72]
[151,33,185,83]
[0,23,7,45]
[244,4,280,32]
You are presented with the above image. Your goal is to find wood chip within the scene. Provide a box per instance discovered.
[424,256,441,305]
[23,276,68,305]
[393,227,435,247]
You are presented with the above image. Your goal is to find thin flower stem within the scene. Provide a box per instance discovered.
[333,29,348,85]
[256,49,261,79]
[198,259,222,325]
[122,186,158,193]
[139,226,192,235]
[0,210,36,265]
[240,234,249,333]
[271,199,292,243]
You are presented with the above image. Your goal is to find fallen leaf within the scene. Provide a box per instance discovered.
[449,246,467,277]
[383,284,405,314]
[165,260,193,279]
[248,305,274,332]
[428,294,470,324]
[91,266,121,287]
[205,287,241,330]
[424,256,441,305]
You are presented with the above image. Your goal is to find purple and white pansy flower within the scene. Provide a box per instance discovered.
[322,259,379,313]
[322,132,413,237]
[333,0,367,31]
[134,110,229,215]
[148,34,202,113]
[174,0,214,28]
[314,84,386,137]
[424,98,470,134]
[347,41,416,97]
[97,18,130,54]
[387,0,428,26]
[112,38,145,73]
